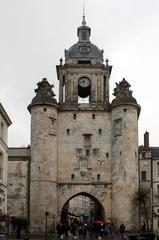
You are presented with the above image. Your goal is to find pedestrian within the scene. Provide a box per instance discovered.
[71,222,77,239]
[56,222,64,239]
[110,222,115,237]
[83,223,87,237]
[141,221,146,232]
[119,223,125,238]
[63,222,70,237]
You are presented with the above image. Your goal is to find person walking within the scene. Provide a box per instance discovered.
[56,222,64,239]
[119,223,125,239]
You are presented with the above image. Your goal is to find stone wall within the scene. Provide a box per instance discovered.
[57,110,112,219]
[111,104,139,230]
[8,147,30,217]
[30,105,58,233]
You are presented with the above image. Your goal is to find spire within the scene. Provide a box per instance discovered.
[82,3,86,26]
[77,4,90,42]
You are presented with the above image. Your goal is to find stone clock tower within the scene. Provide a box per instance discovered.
[57,14,111,109]
[28,15,140,233]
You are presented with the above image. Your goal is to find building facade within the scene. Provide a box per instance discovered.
[139,132,159,232]
[7,147,30,218]
[8,16,140,233]
[67,195,95,223]
[0,103,11,215]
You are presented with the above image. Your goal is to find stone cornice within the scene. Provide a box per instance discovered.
[0,103,12,126]
[58,182,112,186]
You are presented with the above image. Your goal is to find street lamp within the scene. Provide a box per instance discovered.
[45,211,49,240]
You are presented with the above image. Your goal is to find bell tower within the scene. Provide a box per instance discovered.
[28,13,140,233]
[57,14,112,109]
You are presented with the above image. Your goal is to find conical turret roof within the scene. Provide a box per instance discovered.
[28,78,57,112]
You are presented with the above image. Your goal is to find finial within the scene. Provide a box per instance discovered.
[60,58,63,65]
[82,2,86,26]
[106,59,109,66]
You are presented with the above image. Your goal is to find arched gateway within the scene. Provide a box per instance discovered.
[61,192,106,223]
[27,15,140,233]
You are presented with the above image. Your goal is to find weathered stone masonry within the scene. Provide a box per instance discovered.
[8,15,140,233]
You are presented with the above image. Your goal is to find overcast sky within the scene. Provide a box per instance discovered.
[0,0,159,147]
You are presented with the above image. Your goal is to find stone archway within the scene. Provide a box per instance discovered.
[57,183,112,225]
[60,191,106,224]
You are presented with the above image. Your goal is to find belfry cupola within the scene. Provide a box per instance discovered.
[56,14,112,109]
[65,14,104,65]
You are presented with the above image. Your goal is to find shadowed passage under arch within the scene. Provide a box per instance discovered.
[61,192,105,224]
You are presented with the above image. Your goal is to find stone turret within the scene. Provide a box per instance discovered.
[28,78,58,233]
[111,78,140,230]
[28,78,57,110]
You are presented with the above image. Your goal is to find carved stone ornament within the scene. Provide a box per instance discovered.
[113,78,133,98]
[35,78,56,98]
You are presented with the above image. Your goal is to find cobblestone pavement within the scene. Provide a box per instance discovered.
[4,234,117,240]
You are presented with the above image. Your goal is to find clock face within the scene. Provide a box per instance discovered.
[79,77,90,88]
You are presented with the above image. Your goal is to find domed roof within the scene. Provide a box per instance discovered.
[65,15,103,63]
[66,43,103,59]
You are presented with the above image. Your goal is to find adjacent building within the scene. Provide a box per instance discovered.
[0,103,11,215]
[139,132,159,232]
[7,147,30,218]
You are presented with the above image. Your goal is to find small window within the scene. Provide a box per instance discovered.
[106,153,109,158]
[86,149,90,156]
[97,174,100,180]
[83,134,91,147]
[76,148,82,156]
[99,129,102,134]
[0,122,4,139]
[114,118,122,137]
[157,185,159,196]
[92,114,95,119]
[73,114,76,119]
[78,60,91,64]
[141,171,146,181]
[142,152,145,159]
[67,129,70,134]
[71,174,75,180]
[93,149,99,155]
[123,108,127,112]
[50,117,55,125]
[157,162,159,176]
[43,108,47,112]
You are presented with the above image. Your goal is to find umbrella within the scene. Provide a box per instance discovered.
[95,220,106,224]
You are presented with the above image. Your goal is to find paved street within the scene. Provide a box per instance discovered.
[5,234,118,240]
